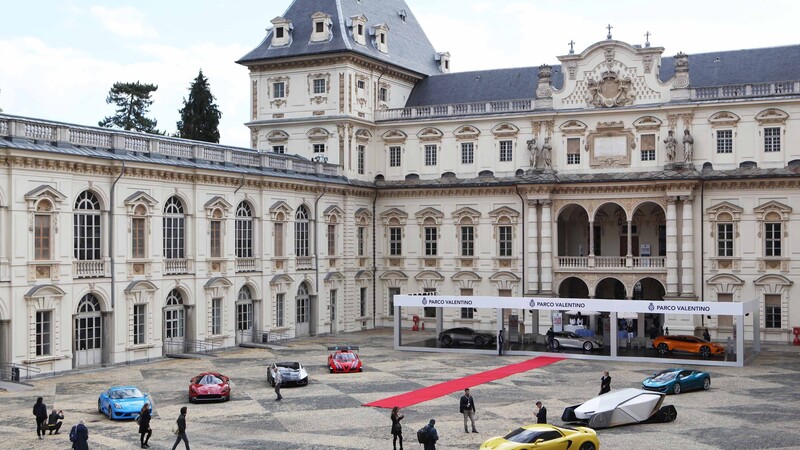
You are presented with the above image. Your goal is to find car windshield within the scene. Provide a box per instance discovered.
[197,374,223,385]
[652,371,678,382]
[335,353,355,361]
[111,388,143,399]
[503,428,558,444]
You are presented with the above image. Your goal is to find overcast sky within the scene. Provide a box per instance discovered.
[1,0,796,147]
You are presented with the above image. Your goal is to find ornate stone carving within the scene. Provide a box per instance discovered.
[672,52,689,88]
[642,54,653,74]
[566,61,578,80]
[536,64,553,98]
[586,70,634,108]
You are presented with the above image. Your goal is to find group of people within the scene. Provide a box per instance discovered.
[389,388,548,449]
[32,397,192,450]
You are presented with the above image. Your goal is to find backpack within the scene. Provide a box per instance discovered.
[69,425,78,443]
[416,425,429,444]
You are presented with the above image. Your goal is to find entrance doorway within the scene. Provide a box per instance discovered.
[164,289,185,353]
[74,294,102,367]
[296,283,310,336]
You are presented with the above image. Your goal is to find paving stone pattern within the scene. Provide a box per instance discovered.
[2,329,799,449]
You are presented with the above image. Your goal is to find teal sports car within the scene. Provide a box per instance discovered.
[642,368,710,394]
[98,386,153,420]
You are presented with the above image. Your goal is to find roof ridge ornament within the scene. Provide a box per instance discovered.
[606,24,613,40]
[645,31,651,48]
[568,40,575,54]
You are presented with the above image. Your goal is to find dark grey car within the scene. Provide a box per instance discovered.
[439,327,496,347]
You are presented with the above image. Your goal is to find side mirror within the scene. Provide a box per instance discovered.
[144,393,149,397]
[534,439,545,445]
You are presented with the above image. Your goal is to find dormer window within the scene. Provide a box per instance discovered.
[358,24,363,36]
[350,15,368,46]
[436,52,451,74]
[372,23,389,53]
[270,16,292,47]
[310,11,332,43]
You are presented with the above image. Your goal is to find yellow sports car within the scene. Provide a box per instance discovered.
[480,424,599,450]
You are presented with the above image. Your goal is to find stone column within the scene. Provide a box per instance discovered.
[540,200,553,293]
[588,220,595,257]
[253,299,262,343]
[665,197,679,296]
[0,320,9,380]
[527,200,539,293]
[626,219,633,268]
[184,304,195,353]
[101,311,113,366]
[681,197,695,297]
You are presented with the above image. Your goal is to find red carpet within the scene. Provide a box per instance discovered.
[363,356,563,409]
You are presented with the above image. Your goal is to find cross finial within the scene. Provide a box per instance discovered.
[606,24,613,40]
[645,31,651,47]
[568,40,575,54]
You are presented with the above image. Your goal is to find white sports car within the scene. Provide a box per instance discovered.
[561,388,677,428]
[267,362,309,387]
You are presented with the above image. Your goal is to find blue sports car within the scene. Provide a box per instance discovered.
[98,386,153,420]
[642,368,711,394]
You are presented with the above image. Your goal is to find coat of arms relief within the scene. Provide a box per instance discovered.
[586,70,634,108]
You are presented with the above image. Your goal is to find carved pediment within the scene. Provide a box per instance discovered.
[452,207,482,222]
[269,200,292,221]
[380,207,408,225]
[267,130,289,142]
[306,127,330,140]
[633,116,663,131]
[708,111,741,128]
[324,205,344,219]
[417,127,443,142]
[706,201,743,221]
[586,70,634,108]
[454,125,480,139]
[755,108,789,125]
[489,206,519,221]
[415,207,444,224]
[491,122,519,137]
[354,128,372,141]
[382,129,407,142]
[559,120,588,135]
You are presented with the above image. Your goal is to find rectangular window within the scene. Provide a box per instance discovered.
[499,140,513,162]
[313,143,326,153]
[273,82,285,99]
[380,33,385,44]
[274,223,284,257]
[389,227,402,255]
[567,137,581,165]
[360,287,367,317]
[388,287,400,316]
[460,288,474,319]
[329,289,337,322]
[424,144,437,166]
[424,226,437,256]
[275,293,285,327]
[357,144,365,174]
[272,145,285,154]
[379,87,388,102]
[765,222,781,256]
[35,310,52,356]
[461,142,474,164]
[717,223,733,257]
[212,298,222,335]
[389,146,401,167]
[499,225,513,257]
[357,80,365,90]
[764,127,781,152]
[131,217,146,259]
[460,225,474,256]
[315,21,324,33]
[640,134,656,161]
[235,216,253,259]
[34,214,51,260]
[357,226,366,256]
[765,294,781,329]
[74,212,101,261]
[327,224,336,256]
[357,24,363,36]
[716,129,733,154]
[313,78,326,94]
[133,304,146,345]
[275,27,284,39]
[210,220,222,258]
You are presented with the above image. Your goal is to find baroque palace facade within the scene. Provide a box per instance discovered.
[1,0,799,374]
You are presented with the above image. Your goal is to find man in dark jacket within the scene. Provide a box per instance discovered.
[599,371,611,395]
[71,419,89,450]
[32,397,48,439]
[459,388,478,433]
[535,401,547,424]
[423,419,438,450]
[171,406,190,450]
[546,327,555,351]
[47,408,64,434]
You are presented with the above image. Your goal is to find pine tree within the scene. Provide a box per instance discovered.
[99,81,159,133]
[176,70,222,143]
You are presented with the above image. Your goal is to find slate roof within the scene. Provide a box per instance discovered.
[237,0,441,76]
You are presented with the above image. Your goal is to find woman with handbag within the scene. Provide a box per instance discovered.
[137,403,152,448]
[390,406,404,450]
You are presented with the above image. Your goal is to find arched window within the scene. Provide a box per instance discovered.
[163,197,185,259]
[34,199,53,261]
[74,191,102,261]
[164,289,185,339]
[236,286,254,333]
[75,294,102,360]
[236,202,254,258]
[295,206,310,257]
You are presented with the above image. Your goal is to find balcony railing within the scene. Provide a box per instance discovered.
[73,260,109,278]
[632,257,666,268]
[692,80,798,100]
[376,98,535,121]
[557,256,666,269]
[296,257,314,270]
[558,256,589,268]
[235,257,259,272]
[164,258,191,275]
[595,256,626,268]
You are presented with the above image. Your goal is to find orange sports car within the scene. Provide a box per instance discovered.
[653,335,725,358]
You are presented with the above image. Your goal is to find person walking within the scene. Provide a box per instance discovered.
[47,408,64,434]
[535,401,547,424]
[703,328,711,341]
[70,419,89,450]
[138,403,153,448]
[498,329,505,356]
[171,406,190,450]
[546,327,555,351]
[459,388,478,433]
[390,406,404,450]
[599,371,611,395]
[423,419,438,450]
[274,369,283,401]
[32,397,48,439]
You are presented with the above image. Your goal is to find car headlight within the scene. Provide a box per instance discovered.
[113,402,122,409]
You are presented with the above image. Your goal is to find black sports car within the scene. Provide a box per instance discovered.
[439,327,496,347]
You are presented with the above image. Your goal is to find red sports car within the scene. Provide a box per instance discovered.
[188,372,231,402]
[327,346,363,373]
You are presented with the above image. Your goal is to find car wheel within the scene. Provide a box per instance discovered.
[300,377,308,385]
[579,442,596,450]
[441,335,453,346]
[699,345,711,358]
[673,383,681,395]
[98,400,103,414]
[702,377,711,390]
[657,343,669,356]
[552,339,560,350]
[583,341,593,351]
[329,367,334,373]
[474,336,486,347]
